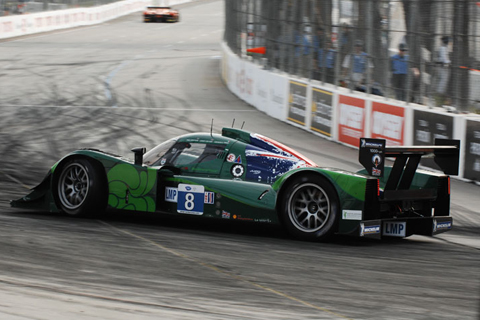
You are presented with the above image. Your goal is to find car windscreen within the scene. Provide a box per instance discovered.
[143,139,177,166]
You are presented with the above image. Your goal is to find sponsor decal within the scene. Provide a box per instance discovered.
[177,184,204,215]
[433,220,452,232]
[359,138,385,177]
[234,155,242,164]
[160,158,166,165]
[372,168,382,176]
[360,139,383,149]
[222,210,231,219]
[372,154,382,167]
[204,191,214,204]
[231,164,244,177]
[233,215,254,221]
[226,153,236,162]
[254,218,272,223]
[382,222,406,237]
[165,187,178,203]
[360,223,380,236]
[342,210,362,220]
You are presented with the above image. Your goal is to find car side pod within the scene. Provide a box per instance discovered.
[356,137,460,239]
[132,147,146,166]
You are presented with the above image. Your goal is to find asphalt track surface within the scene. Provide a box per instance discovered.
[0,1,479,319]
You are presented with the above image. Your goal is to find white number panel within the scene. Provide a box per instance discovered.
[177,184,205,215]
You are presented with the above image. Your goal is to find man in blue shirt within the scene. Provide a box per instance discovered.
[315,40,336,83]
[342,40,373,87]
[391,43,409,101]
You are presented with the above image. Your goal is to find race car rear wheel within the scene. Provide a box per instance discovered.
[281,175,339,241]
[56,158,106,217]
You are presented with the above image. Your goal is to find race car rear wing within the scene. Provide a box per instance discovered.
[359,138,460,191]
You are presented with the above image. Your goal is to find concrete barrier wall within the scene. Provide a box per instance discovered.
[221,42,480,183]
[0,0,193,39]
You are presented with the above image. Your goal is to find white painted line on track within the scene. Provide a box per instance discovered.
[0,25,102,44]
[0,105,256,112]
[101,221,354,320]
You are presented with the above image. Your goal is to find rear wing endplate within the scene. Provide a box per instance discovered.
[359,138,460,190]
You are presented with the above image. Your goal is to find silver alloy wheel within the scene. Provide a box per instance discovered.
[58,163,90,210]
[287,183,330,233]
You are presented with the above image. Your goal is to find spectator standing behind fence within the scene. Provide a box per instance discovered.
[391,43,409,101]
[435,36,451,106]
[315,40,336,84]
[342,40,373,88]
[339,23,352,63]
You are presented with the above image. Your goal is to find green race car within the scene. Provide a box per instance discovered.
[11,128,460,241]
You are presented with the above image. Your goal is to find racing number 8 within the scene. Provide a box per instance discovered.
[185,193,195,211]
[177,184,204,215]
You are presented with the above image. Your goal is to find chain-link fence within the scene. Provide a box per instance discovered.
[1,0,121,16]
[224,0,480,113]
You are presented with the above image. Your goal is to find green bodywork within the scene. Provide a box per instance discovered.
[11,129,378,235]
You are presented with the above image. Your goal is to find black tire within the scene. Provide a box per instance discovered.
[280,175,339,241]
[55,158,106,217]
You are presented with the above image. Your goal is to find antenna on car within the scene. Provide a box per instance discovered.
[210,118,214,138]
[241,121,245,129]
[231,118,235,128]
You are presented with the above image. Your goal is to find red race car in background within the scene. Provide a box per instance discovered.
[143,6,180,23]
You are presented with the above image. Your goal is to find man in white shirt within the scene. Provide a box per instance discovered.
[436,36,451,96]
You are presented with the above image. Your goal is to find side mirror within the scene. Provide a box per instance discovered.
[131,147,146,166]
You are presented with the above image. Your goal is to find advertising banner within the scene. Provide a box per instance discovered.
[413,110,454,144]
[255,68,269,113]
[338,95,366,147]
[233,60,245,98]
[243,62,256,107]
[222,49,229,86]
[267,74,288,120]
[287,80,308,126]
[371,102,405,146]
[464,119,480,181]
[413,109,454,171]
[0,0,149,39]
[310,87,332,137]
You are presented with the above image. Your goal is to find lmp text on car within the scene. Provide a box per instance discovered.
[11,128,459,241]
[143,6,179,23]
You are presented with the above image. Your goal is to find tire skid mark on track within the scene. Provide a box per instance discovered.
[0,170,32,190]
[98,220,354,320]
[0,277,254,319]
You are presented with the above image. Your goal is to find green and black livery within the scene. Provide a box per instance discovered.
[11,129,460,241]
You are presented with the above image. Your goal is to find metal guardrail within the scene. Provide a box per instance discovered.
[224,0,480,113]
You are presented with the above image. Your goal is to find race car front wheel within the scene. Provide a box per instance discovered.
[281,175,339,241]
[56,158,106,216]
